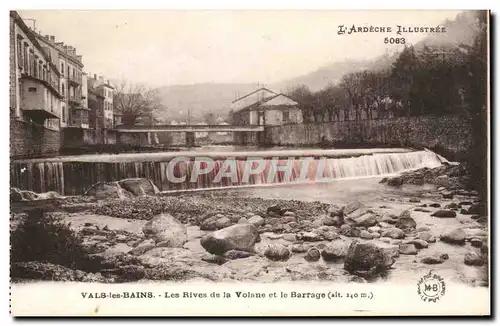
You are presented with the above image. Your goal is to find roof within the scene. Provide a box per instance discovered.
[231,87,277,104]
[11,11,60,76]
[233,93,299,114]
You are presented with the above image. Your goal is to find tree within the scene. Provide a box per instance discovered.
[286,85,315,122]
[114,81,165,127]
[203,112,217,125]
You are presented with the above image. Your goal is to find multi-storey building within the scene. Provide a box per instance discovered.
[33,29,88,129]
[87,74,114,144]
[9,11,63,130]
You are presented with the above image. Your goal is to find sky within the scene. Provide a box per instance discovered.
[18,10,462,88]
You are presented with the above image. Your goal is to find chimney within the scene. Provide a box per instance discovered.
[44,34,50,40]
[99,76,104,81]
[76,55,82,62]
[94,74,97,79]
[50,36,55,42]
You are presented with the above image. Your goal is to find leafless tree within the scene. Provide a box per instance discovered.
[114,80,165,127]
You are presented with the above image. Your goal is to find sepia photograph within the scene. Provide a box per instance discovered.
[8,8,490,316]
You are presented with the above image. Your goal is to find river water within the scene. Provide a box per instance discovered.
[10,146,446,196]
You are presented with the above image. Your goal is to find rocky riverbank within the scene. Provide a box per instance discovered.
[10,165,489,286]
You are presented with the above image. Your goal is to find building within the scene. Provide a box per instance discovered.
[33,28,86,129]
[9,11,63,129]
[231,87,303,126]
[87,74,114,129]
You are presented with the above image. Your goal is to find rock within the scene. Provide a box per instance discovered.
[418,231,436,243]
[200,224,259,255]
[267,205,283,216]
[371,232,381,239]
[368,226,381,233]
[470,238,484,248]
[323,216,343,227]
[201,254,227,265]
[406,239,429,249]
[429,203,441,208]
[464,251,484,266]
[264,244,290,261]
[459,201,473,206]
[248,215,265,227]
[387,177,404,187]
[91,235,108,242]
[304,248,321,262]
[327,205,343,217]
[84,182,133,200]
[321,240,348,262]
[379,237,391,243]
[360,230,373,240]
[381,228,405,239]
[417,226,431,232]
[442,191,454,199]
[414,208,432,213]
[421,255,446,265]
[113,265,146,282]
[288,221,298,229]
[339,226,360,238]
[375,242,400,259]
[468,202,487,215]
[238,217,249,224]
[418,204,428,207]
[118,178,157,196]
[460,209,469,215]
[299,232,321,242]
[142,213,187,248]
[395,214,417,230]
[409,198,421,203]
[344,241,395,278]
[291,244,308,253]
[378,222,393,228]
[445,203,459,210]
[399,244,418,255]
[352,212,378,227]
[380,213,398,224]
[440,228,466,245]
[223,250,253,260]
[281,215,297,224]
[282,233,297,242]
[343,201,364,215]
[10,188,25,202]
[437,187,446,191]
[129,239,156,256]
[431,210,457,218]
[283,211,296,217]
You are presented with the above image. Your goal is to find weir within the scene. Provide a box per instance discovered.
[10,149,445,196]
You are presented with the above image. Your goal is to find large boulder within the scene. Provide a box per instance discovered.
[395,211,417,230]
[464,251,484,266]
[381,227,405,239]
[142,213,187,248]
[321,240,348,262]
[440,228,466,245]
[129,239,156,256]
[200,216,232,231]
[200,224,259,255]
[344,241,395,278]
[304,247,321,262]
[248,215,265,227]
[84,182,133,200]
[352,212,378,227]
[118,178,158,196]
[264,244,291,261]
[431,210,457,218]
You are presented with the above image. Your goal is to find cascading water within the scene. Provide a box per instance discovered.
[10,149,445,196]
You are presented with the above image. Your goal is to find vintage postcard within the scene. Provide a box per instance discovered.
[9,9,490,316]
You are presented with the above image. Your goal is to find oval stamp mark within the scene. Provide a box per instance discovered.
[417,271,446,302]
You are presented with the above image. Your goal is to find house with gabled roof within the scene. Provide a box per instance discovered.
[230,87,303,126]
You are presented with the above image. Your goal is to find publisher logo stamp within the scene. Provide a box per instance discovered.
[417,271,446,302]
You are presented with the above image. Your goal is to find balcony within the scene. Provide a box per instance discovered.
[20,72,63,100]
[68,95,81,106]
[68,74,81,86]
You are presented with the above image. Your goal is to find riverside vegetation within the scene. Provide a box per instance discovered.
[10,163,488,285]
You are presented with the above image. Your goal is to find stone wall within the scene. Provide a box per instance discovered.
[10,119,60,158]
[264,115,473,158]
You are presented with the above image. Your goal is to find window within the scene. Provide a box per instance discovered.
[283,111,290,123]
[28,87,37,92]
[62,106,66,122]
[23,44,28,69]
[61,83,65,96]
[38,62,42,80]
[17,38,22,67]
[61,62,64,73]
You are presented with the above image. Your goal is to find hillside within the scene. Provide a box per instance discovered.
[153,11,481,122]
